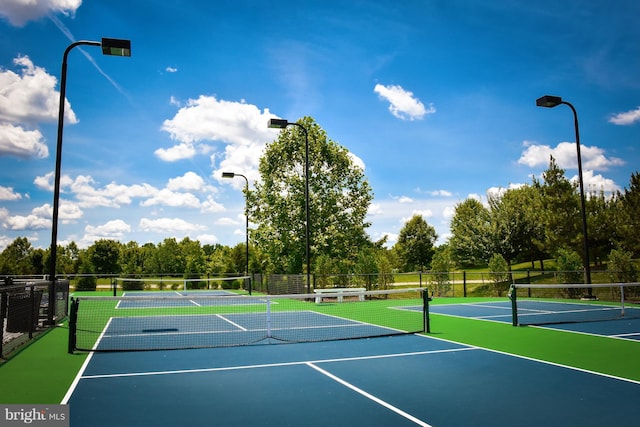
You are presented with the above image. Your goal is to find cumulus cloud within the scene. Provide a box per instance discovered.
[167,171,207,192]
[0,56,77,159]
[156,95,278,184]
[161,95,276,147]
[518,141,624,171]
[0,185,22,201]
[374,83,435,120]
[0,123,48,159]
[572,170,621,193]
[0,56,76,125]
[0,0,82,27]
[82,220,131,243]
[608,106,640,125]
[139,217,207,233]
[1,203,53,230]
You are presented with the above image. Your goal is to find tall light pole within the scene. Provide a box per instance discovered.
[222,171,251,294]
[267,118,311,292]
[48,38,131,324]
[536,95,593,296]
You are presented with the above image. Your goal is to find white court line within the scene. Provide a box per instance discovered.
[78,347,477,380]
[61,317,114,404]
[417,334,640,385]
[216,314,247,331]
[306,362,433,427]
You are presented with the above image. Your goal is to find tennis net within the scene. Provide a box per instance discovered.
[68,288,427,352]
[508,282,640,326]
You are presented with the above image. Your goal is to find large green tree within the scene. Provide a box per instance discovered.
[394,215,437,271]
[488,185,541,267]
[449,198,492,266]
[0,237,34,275]
[614,172,640,256]
[534,157,582,257]
[248,117,373,274]
[87,239,122,275]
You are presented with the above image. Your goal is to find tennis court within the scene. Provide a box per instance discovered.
[429,299,640,341]
[62,333,640,426]
[58,288,640,426]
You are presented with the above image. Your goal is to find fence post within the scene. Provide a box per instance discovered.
[68,297,79,354]
[463,271,467,297]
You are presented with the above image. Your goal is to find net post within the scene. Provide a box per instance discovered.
[423,289,432,333]
[266,295,272,339]
[508,284,518,326]
[68,297,79,354]
[620,284,625,317]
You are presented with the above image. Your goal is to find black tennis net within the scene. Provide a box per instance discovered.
[68,288,427,352]
[508,282,640,326]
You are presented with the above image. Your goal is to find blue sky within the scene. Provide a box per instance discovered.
[1,0,639,252]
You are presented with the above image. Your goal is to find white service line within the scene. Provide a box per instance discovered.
[306,362,432,427]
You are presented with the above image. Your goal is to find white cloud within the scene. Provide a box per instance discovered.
[571,170,621,193]
[398,196,413,203]
[167,171,207,192]
[166,66,178,73]
[139,217,206,233]
[374,83,435,121]
[140,189,201,208]
[0,56,77,125]
[195,233,218,245]
[2,209,50,230]
[0,123,48,159]
[0,185,23,201]
[518,141,624,171]
[201,195,225,213]
[160,95,276,146]
[608,106,640,125]
[442,205,456,219]
[216,217,239,226]
[0,0,82,27]
[82,219,131,244]
[154,142,198,162]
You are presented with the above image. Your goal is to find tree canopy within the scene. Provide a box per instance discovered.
[248,117,373,274]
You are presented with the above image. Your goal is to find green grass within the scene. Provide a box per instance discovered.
[0,326,88,403]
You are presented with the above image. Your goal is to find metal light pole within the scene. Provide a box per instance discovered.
[536,95,593,296]
[267,118,311,293]
[222,171,251,294]
[48,38,131,324]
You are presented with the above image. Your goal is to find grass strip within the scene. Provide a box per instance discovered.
[0,326,87,403]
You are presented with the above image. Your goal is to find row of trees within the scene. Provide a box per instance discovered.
[448,159,640,271]
[0,117,638,281]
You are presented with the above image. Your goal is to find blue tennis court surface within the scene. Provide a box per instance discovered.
[429,300,640,341]
[117,290,250,308]
[63,334,640,426]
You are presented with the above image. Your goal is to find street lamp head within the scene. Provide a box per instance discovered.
[101,38,131,57]
[536,95,563,108]
[267,118,289,129]
[222,172,235,178]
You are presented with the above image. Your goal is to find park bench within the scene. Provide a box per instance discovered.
[313,288,366,304]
